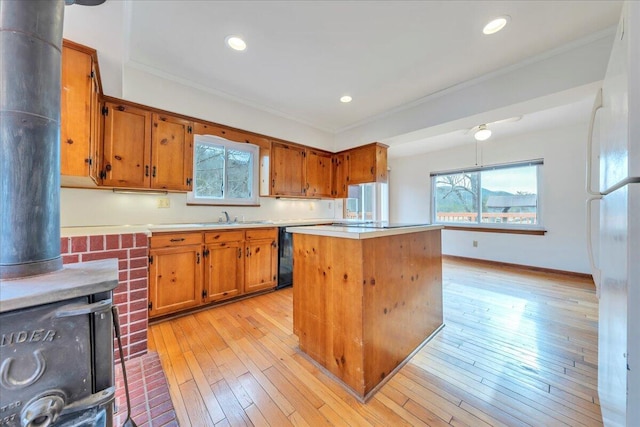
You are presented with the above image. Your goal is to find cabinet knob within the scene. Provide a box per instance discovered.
[66,139,73,145]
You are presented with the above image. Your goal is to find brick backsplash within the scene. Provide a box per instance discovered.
[61,233,149,361]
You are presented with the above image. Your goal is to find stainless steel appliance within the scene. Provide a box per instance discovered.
[587,3,639,425]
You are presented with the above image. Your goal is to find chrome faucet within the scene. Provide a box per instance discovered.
[221,211,230,223]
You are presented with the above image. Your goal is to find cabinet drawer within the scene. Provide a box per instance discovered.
[205,230,245,244]
[151,232,202,248]
[245,227,277,240]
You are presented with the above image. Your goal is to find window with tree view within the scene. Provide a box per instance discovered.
[187,135,259,205]
[432,160,542,227]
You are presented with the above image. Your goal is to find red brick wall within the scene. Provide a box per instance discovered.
[61,233,149,361]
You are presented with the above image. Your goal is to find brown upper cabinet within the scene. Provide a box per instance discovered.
[344,142,388,185]
[60,39,102,187]
[305,149,333,197]
[270,141,307,197]
[269,142,333,198]
[151,113,193,191]
[101,101,152,188]
[101,101,193,191]
[331,152,349,198]
[60,39,386,196]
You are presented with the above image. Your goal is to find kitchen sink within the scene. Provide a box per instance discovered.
[195,220,273,226]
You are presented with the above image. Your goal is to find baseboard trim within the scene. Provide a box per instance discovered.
[442,255,595,283]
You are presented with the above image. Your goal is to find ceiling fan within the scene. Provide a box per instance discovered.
[466,115,522,141]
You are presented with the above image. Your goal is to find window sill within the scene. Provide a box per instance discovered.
[442,225,547,236]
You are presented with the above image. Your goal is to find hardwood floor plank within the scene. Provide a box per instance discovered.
[210,379,253,426]
[183,350,226,424]
[373,392,430,427]
[150,324,191,426]
[147,259,602,427]
[244,403,269,427]
[263,366,333,426]
[237,371,293,427]
[179,379,215,426]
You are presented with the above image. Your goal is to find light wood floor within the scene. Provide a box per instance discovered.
[148,258,602,426]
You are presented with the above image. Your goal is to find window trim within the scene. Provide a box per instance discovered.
[187,134,260,206]
[431,159,543,231]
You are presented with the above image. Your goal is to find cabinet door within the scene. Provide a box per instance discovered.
[151,113,193,191]
[306,150,332,197]
[245,238,278,294]
[89,66,102,184]
[271,142,306,196]
[347,144,388,185]
[102,102,152,188]
[60,44,94,178]
[331,153,349,198]
[148,245,202,318]
[348,145,376,184]
[204,240,244,302]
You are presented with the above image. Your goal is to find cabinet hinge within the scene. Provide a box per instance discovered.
[85,157,92,165]
[302,150,306,158]
[148,302,153,311]
[197,252,201,264]
[101,106,108,116]
[149,255,153,264]
[187,125,192,134]
[99,170,107,180]
[186,177,192,186]
[202,290,208,298]
[90,70,95,78]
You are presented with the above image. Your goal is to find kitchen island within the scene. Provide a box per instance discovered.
[286,224,444,400]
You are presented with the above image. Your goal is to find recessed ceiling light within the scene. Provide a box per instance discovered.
[225,35,246,51]
[474,124,492,141]
[340,95,352,103]
[483,16,510,35]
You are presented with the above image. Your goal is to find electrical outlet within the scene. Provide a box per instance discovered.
[473,240,478,247]
[157,197,170,208]
[328,202,333,210]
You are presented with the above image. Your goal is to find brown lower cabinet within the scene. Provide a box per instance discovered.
[149,228,278,318]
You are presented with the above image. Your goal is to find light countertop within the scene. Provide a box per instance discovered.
[285,224,443,239]
[60,219,335,237]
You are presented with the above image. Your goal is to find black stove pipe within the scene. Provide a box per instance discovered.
[0,0,65,279]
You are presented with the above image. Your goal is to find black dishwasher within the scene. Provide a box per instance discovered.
[277,227,293,288]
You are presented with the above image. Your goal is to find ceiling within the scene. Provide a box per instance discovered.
[125,1,621,136]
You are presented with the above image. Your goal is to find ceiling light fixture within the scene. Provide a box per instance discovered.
[483,16,510,35]
[225,35,247,51]
[474,124,492,141]
[340,95,352,103]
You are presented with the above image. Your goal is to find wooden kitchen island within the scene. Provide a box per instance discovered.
[286,224,444,401]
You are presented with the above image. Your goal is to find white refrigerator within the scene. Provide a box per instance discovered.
[588,2,640,426]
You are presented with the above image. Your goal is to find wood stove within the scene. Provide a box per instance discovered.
[0,0,119,425]
[0,261,118,427]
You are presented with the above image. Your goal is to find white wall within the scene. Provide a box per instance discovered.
[123,66,334,150]
[389,123,592,274]
[60,189,339,227]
